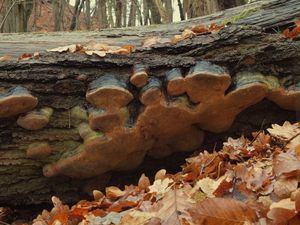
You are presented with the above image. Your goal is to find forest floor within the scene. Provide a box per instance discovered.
[1,121,299,225]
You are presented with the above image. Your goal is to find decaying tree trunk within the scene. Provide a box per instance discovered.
[0,0,299,205]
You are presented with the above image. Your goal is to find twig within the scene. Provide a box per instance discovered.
[283,131,300,148]
[249,118,266,145]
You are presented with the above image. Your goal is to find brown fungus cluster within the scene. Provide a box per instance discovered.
[3,62,297,179]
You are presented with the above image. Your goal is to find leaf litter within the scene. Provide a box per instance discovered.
[27,121,300,225]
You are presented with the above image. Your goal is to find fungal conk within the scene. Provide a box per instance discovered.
[24,62,298,179]
[0,86,38,118]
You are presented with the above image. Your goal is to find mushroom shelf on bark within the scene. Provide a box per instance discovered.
[0,0,299,205]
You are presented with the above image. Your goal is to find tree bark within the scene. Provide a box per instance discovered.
[0,0,299,205]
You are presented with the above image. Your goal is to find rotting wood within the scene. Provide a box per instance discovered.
[0,0,299,205]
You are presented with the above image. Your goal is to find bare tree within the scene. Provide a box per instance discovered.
[115,0,122,27]
[122,0,127,27]
[177,0,184,20]
[148,0,161,24]
[128,0,137,26]
[85,0,91,30]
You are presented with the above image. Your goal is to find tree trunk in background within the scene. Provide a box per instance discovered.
[52,0,60,31]
[122,0,127,27]
[154,0,169,23]
[97,0,108,28]
[115,0,122,27]
[164,0,173,22]
[128,0,137,26]
[143,0,150,25]
[177,0,184,20]
[70,0,81,30]
[85,0,91,30]
[183,0,246,18]
[148,0,161,24]
[107,0,114,28]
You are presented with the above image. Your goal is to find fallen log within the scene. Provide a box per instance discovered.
[0,0,299,205]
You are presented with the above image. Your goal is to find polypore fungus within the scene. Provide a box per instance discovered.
[0,86,38,118]
[185,61,231,103]
[130,64,149,88]
[86,75,133,110]
[139,77,163,105]
[268,79,300,111]
[166,68,186,96]
[89,107,129,132]
[26,142,52,159]
[17,107,53,130]
[35,62,299,180]
[195,71,269,132]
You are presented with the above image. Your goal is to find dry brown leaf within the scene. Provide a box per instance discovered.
[141,36,171,48]
[154,169,166,181]
[18,53,33,61]
[191,24,208,34]
[145,184,195,225]
[0,55,12,62]
[106,186,126,199]
[268,122,300,150]
[119,210,154,225]
[273,152,300,176]
[47,44,80,53]
[274,176,298,198]
[85,50,106,57]
[267,198,297,225]
[188,198,258,225]
[138,174,150,191]
[148,178,174,198]
[191,173,233,198]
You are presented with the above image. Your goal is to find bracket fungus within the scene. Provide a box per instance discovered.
[130,64,149,88]
[17,107,53,130]
[17,61,298,180]
[86,75,133,110]
[166,68,186,96]
[0,86,38,118]
[185,61,231,103]
[139,77,163,105]
[26,142,53,159]
[268,80,300,111]
[194,71,269,132]
[89,107,129,132]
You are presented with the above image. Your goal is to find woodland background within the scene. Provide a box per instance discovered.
[0,0,254,33]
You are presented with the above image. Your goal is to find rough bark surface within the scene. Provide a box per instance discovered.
[0,0,299,205]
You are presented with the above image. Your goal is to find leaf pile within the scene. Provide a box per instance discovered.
[283,21,300,39]
[30,121,300,225]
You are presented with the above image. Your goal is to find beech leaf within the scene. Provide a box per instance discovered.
[188,198,258,225]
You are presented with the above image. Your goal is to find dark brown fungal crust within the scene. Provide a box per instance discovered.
[17,107,53,130]
[11,62,297,179]
[130,64,149,88]
[185,61,231,103]
[26,142,52,159]
[86,75,133,110]
[0,86,38,118]
[166,68,186,96]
